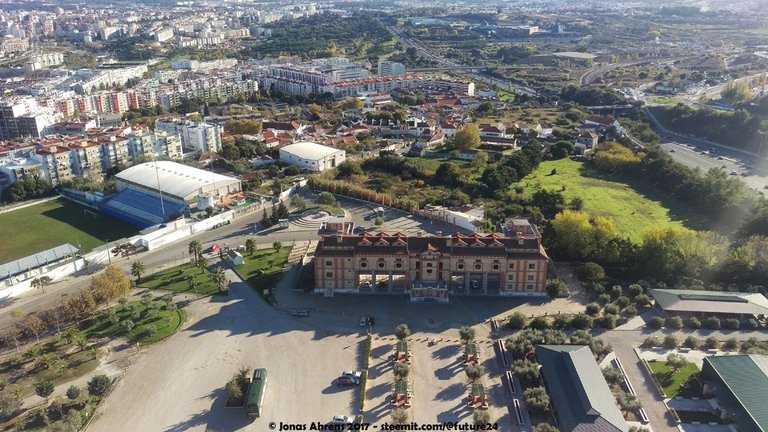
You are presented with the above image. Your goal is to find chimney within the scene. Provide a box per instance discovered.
[517,231,524,246]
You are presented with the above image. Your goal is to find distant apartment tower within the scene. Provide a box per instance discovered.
[155,117,222,154]
[378,59,406,77]
[0,98,58,140]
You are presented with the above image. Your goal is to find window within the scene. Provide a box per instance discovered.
[509,263,515,270]
[326,272,333,278]
[457,264,464,270]
[507,274,514,281]
[415,262,420,269]
[360,262,367,268]
[492,264,499,271]
[475,264,482,270]
[527,275,535,281]
[526,284,534,291]
[325,260,333,267]
[426,262,433,268]
[378,262,385,269]
[528,263,536,270]
[395,263,402,269]
[426,269,433,274]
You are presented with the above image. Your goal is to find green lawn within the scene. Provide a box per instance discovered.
[0,198,138,262]
[648,360,700,398]
[234,246,292,303]
[302,204,345,217]
[522,159,708,241]
[647,95,682,106]
[140,262,223,297]
[82,297,185,344]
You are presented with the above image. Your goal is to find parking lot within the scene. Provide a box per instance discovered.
[363,332,513,429]
[90,271,363,431]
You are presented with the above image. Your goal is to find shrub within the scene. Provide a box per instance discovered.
[624,305,638,317]
[585,303,601,316]
[603,304,620,315]
[533,424,559,432]
[743,319,759,330]
[635,294,651,307]
[616,296,631,309]
[610,285,623,298]
[507,312,527,330]
[641,336,660,348]
[391,408,408,424]
[704,316,721,330]
[576,262,605,283]
[546,279,566,297]
[663,335,679,349]
[704,336,719,350]
[627,284,644,298]
[665,316,683,330]
[394,362,410,379]
[66,385,81,401]
[87,374,111,396]
[34,381,54,399]
[394,324,411,340]
[723,338,740,351]
[465,364,485,382]
[553,314,572,329]
[686,317,701,329]
[683,336,699,349]
[529,317,550,330]
[459,326,476,342]
[473,409,491,425]
[523,387,551,414]
[666,353,688,371]
[648,316,665,329]
[602,367,624,385]
[571,313,593,330]
[599,314,618,330]
[597,294,612,305]
[512,359,541,388]
[724,318,740,330]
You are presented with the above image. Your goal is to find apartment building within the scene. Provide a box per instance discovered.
[377,59,406,77]
[68,140,104,178]
[0,98,59,140]
[33,144,74,185]
[155,117,222,154]
[314,226,549,302]
[100,136,131,169]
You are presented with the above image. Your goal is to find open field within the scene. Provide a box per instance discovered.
[648,360,700,398]
[523,159,707,241]
[0,199,138,263]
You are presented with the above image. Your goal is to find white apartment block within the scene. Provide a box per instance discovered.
[377,59,406,77]
[155,118,222,154]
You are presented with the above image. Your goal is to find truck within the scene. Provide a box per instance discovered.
[245,368,267,419]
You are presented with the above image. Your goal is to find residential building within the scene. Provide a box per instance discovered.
[536,345,628,432]
[68,139,104,178]
[575,131,598,155]
[377,59,406,77]
[155,117,222,154]
[100,136,131,169]
[279,141,345,172]
[314,228,549,301]
[33,144,74,185]
[701,355,768,432]
[0,98,59,140]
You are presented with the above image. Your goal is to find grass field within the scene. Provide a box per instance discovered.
[235,246,292,304]
[141,262,222,297]
[82,297,186,344]
[648,360,700,398]
[647,95,683,106]
[522,159,707,241]
[0,199,138,263]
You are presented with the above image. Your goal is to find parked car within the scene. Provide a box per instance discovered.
[207,244,220,253]
[359,317,369,327]
[336,376,360,386]
[290,309,310,317]
[342,370,362,379]
[330,415,353,425]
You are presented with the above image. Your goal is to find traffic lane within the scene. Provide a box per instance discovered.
[660,141,767,191]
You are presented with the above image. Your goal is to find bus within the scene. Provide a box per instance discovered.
[245,368,267,419]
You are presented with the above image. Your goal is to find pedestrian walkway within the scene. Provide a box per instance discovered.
[615,309,661,331]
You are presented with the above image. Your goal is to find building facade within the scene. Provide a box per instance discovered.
[314,230,549,302]
[377,59,406,77]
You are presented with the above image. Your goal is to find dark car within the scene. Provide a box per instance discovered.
[336,376,360,386]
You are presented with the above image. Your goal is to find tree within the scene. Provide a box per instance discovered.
[87,375,111,396]
[473,409,491,425]
[533,424,559,432]
[570,313,593,330]
[529,316,550,330]
[513,359,540,387]
[575,262,606,284]
[454,124,481,150]
[290,194,307,212]
[684,336,699,349]
[507,312,527,330]
[188,240,203,261]
[523,386,550,414]
[245,238,256,255]
[38,353,59,370]
[723,338,740,351]
[211,267,228,294]
[317,191,337,205]
[391,408,408,424]
[75,334,88,352]
[666,353,688,372]
[665,316,683,330]
[546,279,566,297]
[394,323,410,340]
[635,294,651,307]
[602,367,623,385]
[131,261,145,283]
[66,385,81,401]
[704,336,719,350]
[393,362,409,379]
[550,141,575,159]
[31,276,52,294]
[649,316,665,329]
[721,80,754,105]
[465,364,485,382]
[22,314,46,343]
[663,335,679,349]
[459,326,475,342]
[617,391,642,414]
[642,336,661,348]
[336,160,362,179]
[121,320,135,334]
[272,241,282,253]
[585,303,601,316]
[35,381,54,400]
[704,316,721,330]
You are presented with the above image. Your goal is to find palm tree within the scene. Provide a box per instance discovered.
[211,267,228,293]
[188,240,202,262]
[131,261,145,284]
[245,238,256,256]
[196,255,207,274]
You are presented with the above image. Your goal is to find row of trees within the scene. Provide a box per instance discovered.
[1,176,55,203]
[1,265,132,352]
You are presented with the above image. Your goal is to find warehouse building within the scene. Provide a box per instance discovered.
[279,141,345,172]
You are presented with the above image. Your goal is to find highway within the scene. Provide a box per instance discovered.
[384,25,538,97]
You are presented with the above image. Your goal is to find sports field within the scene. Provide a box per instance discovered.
[0,198,138,263]
[523,159,708,241]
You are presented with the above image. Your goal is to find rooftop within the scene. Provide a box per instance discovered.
[703,355,768,431]
[280,142,343,160]
[0,243,79,279]
[650,289,768,316]
[114,161,239,201]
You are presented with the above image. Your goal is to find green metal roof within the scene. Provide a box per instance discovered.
[536,345,628,432]
[246,368,267,406]
[704,355,768,431]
